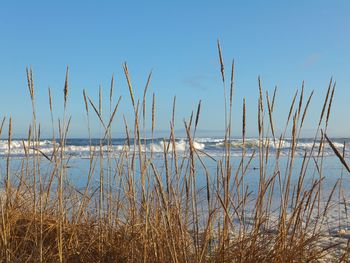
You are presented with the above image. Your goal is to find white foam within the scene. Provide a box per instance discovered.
[150,139,205,152]
[0,138,347,158]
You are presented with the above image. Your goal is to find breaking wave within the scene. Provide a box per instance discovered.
[0,137,348,158]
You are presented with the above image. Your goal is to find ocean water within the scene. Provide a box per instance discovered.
[0,137,349,193]
[0,137,349,158]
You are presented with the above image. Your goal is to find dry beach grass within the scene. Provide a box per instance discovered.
[0,42,349,262]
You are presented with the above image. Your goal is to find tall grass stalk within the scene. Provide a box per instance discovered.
[0,46,347,262]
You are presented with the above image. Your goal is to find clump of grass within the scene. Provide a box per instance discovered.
[0,43,348,262]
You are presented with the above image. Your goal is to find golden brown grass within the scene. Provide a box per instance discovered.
[0,43,348,262]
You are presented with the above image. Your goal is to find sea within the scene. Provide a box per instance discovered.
[0,137,349,158]
[0,137,349,194]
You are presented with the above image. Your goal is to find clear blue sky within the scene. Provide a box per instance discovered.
[0,1,349,138]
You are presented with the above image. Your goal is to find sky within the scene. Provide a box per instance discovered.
[0,1,349,138]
